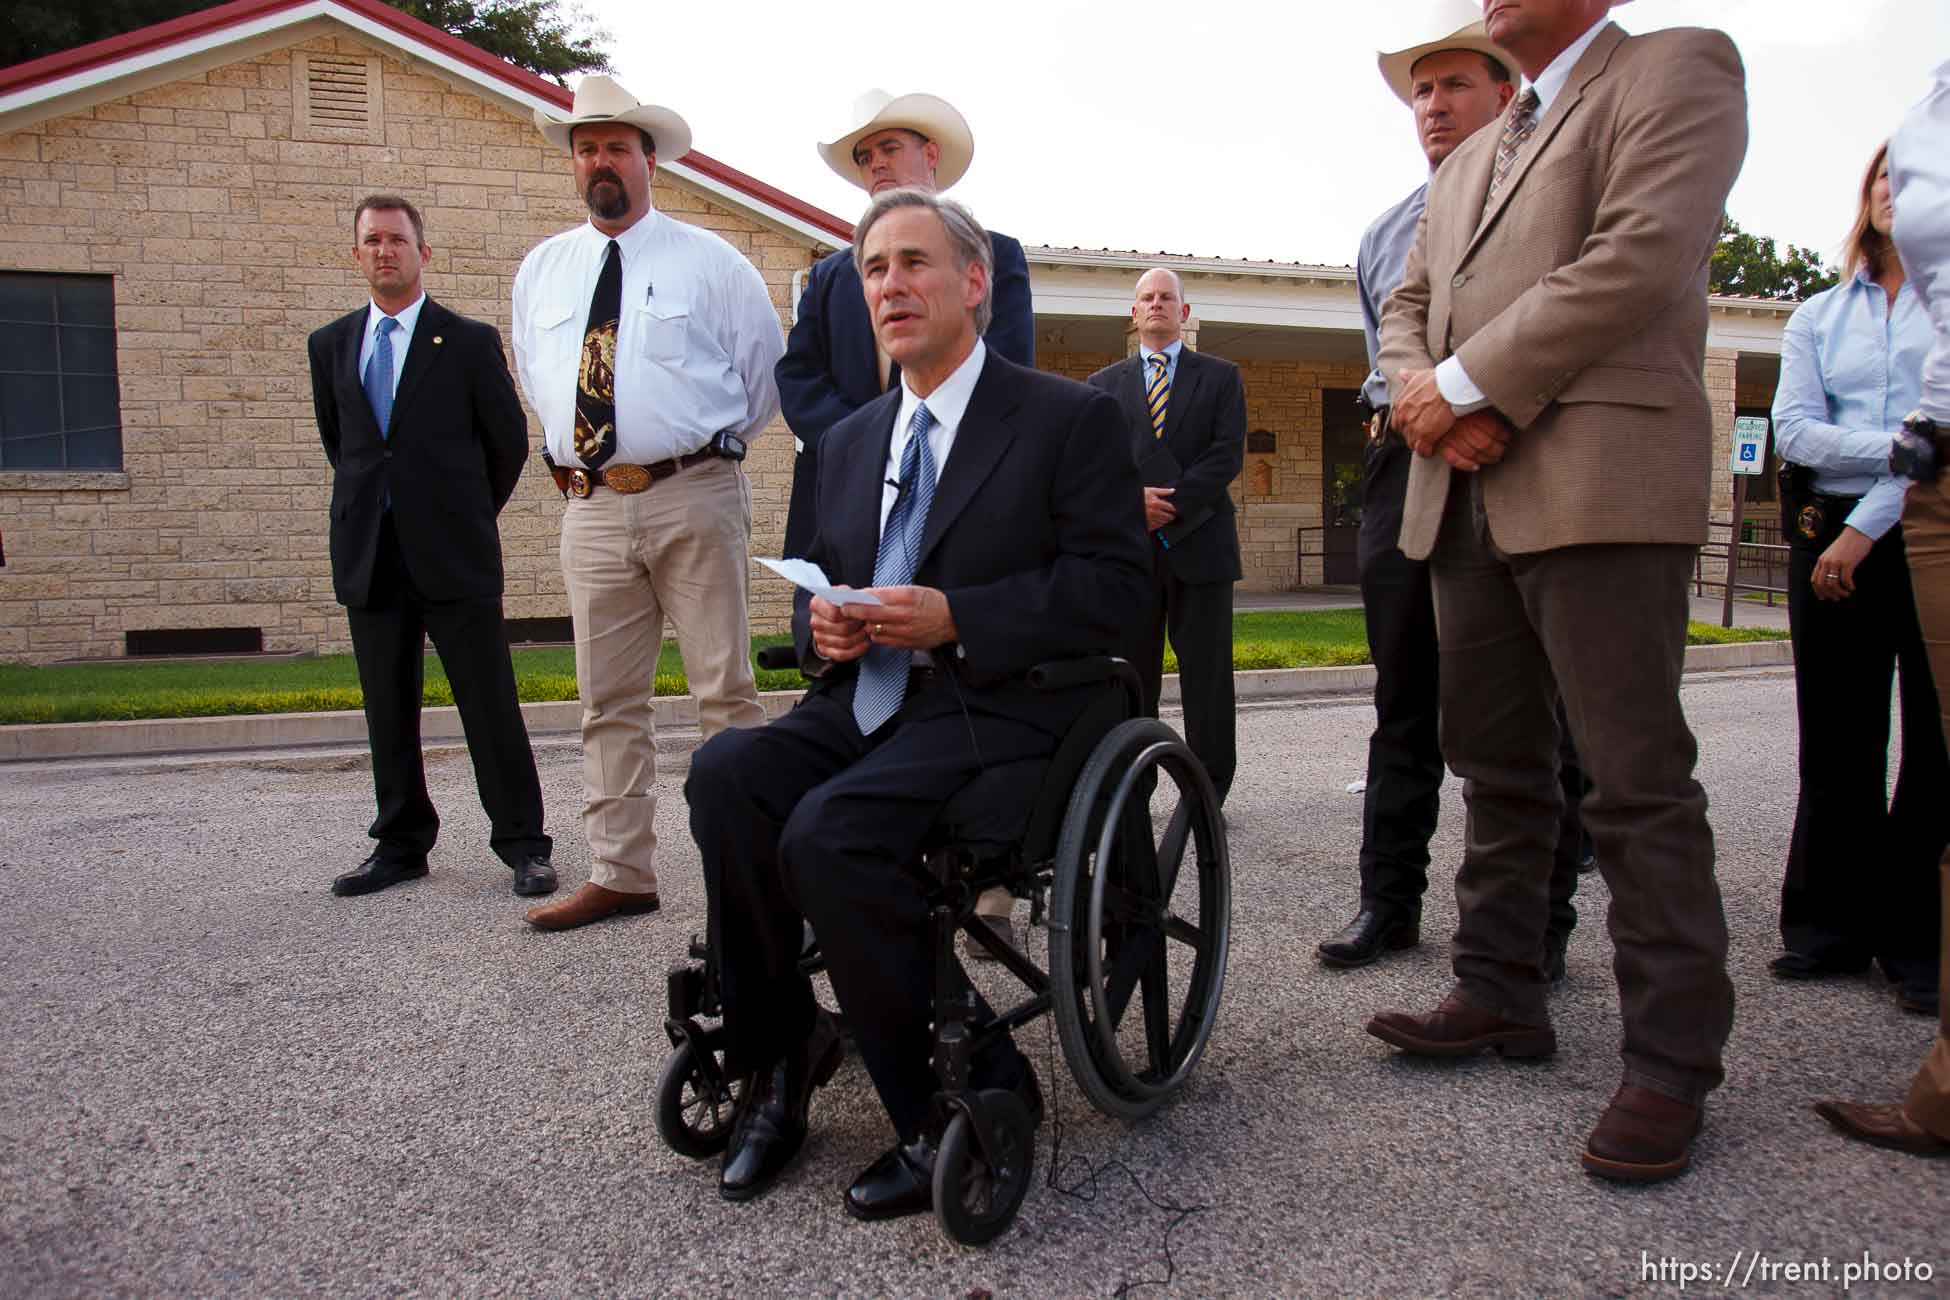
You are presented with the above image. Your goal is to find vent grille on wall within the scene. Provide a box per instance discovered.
[292,52,385,144]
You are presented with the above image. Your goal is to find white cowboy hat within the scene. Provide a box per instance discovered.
[817,89,974,191]
[534,75,693,160]
[1377,2,1518,107]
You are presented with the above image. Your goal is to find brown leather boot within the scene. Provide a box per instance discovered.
[524,882,660,931]
[1814,1100,1950,1156]
[1366,991,1556,1058]
[1582,1083,1702,1181]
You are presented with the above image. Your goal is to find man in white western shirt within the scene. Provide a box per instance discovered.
[512,77,783,930]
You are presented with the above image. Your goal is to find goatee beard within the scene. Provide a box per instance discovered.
[586,170,631,221]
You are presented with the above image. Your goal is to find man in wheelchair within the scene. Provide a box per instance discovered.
[683,187,1151,1220]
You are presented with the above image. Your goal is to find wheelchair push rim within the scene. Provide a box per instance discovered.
[1050,717,1230,1118]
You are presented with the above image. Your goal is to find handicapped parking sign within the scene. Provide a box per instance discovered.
[1730,416,1768,476]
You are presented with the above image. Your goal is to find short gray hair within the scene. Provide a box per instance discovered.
[852,187,995,335]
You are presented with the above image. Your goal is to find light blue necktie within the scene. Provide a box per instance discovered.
[365,315,397,438]
[852,402,938,736]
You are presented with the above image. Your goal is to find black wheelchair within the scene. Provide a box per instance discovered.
[656,651,1232,1245]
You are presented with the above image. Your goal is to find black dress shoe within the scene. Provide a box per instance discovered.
[1770,952,1870,980]
[1318,907,1419,968]
[510,854,558,897]
[845,1136,938,1221]
[720,1014,844,1203]
[1898,981,1940,1017]
[331,853,428,897]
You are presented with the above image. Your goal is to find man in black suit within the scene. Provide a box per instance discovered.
[685,188,1149,1219]
[776,89,1037,953]
[1087,269,1245,802]
[307,194,554,899]
[776,89,1034,559]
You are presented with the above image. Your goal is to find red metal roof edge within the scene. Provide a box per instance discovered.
[0,0,852,242]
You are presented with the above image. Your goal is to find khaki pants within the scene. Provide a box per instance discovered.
[559,456,765,893]
[1902,471,1950,1140]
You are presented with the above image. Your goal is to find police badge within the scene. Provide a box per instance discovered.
[1796,502,1824,541]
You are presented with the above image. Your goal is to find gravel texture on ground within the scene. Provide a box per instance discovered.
[1,667,1942,1298]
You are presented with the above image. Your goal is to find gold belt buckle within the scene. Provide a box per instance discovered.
[604,463,652,494]
[568,468,592,498]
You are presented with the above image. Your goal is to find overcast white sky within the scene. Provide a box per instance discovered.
[597,0,1948,268]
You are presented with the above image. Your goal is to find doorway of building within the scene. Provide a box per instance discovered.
[1322,387,1365,585]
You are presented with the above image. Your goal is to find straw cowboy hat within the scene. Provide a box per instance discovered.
[534,75,692,160]
[1376,1,1517,107]
[817,90,974,191]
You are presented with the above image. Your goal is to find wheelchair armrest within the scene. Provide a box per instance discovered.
[1027,656,1142,717]
[756,644,800,671]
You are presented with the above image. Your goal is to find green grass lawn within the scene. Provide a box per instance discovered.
[0,612,1784,726]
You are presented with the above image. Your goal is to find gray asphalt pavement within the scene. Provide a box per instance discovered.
[2,667,1943,1298]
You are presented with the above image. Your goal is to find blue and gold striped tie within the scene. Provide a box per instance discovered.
[1145,353,1170,439]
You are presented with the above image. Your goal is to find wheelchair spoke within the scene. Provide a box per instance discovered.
[1139,942,1172,1073]
[1155,800,1191,900]
[1164,914,1205,951]
[1101,922,1163,1031]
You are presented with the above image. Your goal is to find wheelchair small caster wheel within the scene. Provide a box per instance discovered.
[655,1038,742,1159]
[932,1090,1035,1247]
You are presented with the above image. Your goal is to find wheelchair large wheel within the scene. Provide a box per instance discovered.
[655,1038,743,1159]
[1049,717,1230,1122]
[933,1090,1036,1247]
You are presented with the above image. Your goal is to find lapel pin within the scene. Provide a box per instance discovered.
[432,335,443,344]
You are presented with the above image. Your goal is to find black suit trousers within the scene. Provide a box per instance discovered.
[346,515,548,866]
[1357,444,1588,933]
[686,685,1044,1142]
[1134,549,1237,803]
[1781,521,1947,983]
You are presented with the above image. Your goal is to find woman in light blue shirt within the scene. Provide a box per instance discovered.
[1770,142,1948,1016]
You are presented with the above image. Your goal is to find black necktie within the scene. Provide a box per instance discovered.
[575,238,622,469]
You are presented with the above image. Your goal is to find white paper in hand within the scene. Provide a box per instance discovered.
[754,557,885,608]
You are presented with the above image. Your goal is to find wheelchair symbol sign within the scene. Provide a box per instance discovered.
[1730,416,1768,476]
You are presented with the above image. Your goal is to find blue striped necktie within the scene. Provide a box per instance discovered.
[1145,353,1170,438]
[365,315,398,438]
[852,402,938,736]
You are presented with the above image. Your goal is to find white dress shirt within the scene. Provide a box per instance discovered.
[1891,58,1950,421]
[510,206,784,468]
[881,338,986,534]
[358,293,425,400]
[1436,14,1615,411]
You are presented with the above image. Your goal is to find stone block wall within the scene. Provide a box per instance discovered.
[0,32,820,662]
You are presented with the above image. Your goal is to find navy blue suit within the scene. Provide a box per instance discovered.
[687,353,1148,1140]
[775,233,1034,556]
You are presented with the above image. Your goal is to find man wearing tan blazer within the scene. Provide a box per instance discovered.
[1367,0,1747,1184]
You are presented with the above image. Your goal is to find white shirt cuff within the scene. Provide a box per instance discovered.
[1435,355,1490,414]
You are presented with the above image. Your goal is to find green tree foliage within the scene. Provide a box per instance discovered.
[385,0,609,84]
[3,0,609,84]
[1709,215,1839,302]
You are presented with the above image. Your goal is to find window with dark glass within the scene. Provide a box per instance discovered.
[0,273,123,470]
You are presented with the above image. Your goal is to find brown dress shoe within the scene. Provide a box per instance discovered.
[1813,1100,1950,1156]
[524,882,660,931]
[1366,991,1556,1058]
[1582,1083,1702,1182]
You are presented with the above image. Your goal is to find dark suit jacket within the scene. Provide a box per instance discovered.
[1086,348,1246,584]
[792,352,1150,735]
[308,297,529,608]
[776,232,1035,555]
